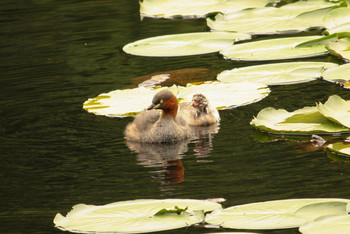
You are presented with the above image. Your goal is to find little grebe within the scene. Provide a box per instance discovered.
[124,90,190,143]
[178,94,220,126]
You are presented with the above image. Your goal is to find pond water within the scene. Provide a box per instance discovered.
[1,1,350,233]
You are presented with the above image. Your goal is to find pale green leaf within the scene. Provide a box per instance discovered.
[220,36,328,61]
[54,199,221,233]
[217,62,338,85]
[327,142,350,156]
[316,95,350,128]
[205,198,350,230]
[299,215,350,234]
[207,1,336,35]
[123,32,251,57]
[177,81,270,110]
[139,0,271,19]
[83,82,270,117]
[323,7,350,31]
[322,63,350,82]
[250,106,350,134]
[326,37,350,61]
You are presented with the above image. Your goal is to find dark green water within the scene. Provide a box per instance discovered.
[1,1,350,233]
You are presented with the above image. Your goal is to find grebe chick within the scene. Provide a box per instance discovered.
[178,93,220,126]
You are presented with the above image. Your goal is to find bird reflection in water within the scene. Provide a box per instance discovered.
[126,123,220,185]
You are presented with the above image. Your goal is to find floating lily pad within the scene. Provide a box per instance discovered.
[299,214,350,234]
[326,37,350,61]
[83,82,270,117]
[207,1,336,35]
[220,36,327,61]
[250,106,350,135]
[123,32,251,57]
[316,95,350,128]
[217,62,338,85]
[177,81,270,110]
[139,0,271,19]
[54,199,222,233]
[205,198,350,230]
[327,142,350,157]
[323,7,350,32]
[83,86,179,117]
[322,63,350,83]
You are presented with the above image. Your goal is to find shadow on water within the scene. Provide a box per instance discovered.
[1,0,350,233]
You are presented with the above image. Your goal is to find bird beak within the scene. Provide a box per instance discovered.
[147,103,161,110]
[192,101,199,107]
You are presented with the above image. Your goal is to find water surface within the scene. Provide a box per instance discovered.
[1,1,350,233]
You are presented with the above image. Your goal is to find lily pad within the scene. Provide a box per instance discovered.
[207,1,336,35]
[177,81,270,110]
[299,214,350,234]
[323,7,350,32]
[326,37,350,61]
[316,95,350,128]
[123,32,251,57]
[205,198,350,230]
[217,62,338,85]
[139,0,271,19]
[83,82,270,117]
[83,86,179,117]
[327,142,350,157]
[250,106,350,135]
[220,36,328,61]
[322,63,350,83]
[54,199,222,233]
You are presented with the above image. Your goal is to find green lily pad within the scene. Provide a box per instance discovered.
[54,199,222,233]
[207,1,336,35]
[83,82,270,117]
[250,106,350,135]
[220,36,327,61]
[177,81,270,110]
[122,32,251,57]
[299,214,350,234]
[316,95,350,128]
[326,37,350,61]
[323,7,350,32]
[139,0,271,19]
[327,142,350,156]
[205,198,350,230]
[322,63,350,83]
[217,62,338,85]
[83,86,179,117]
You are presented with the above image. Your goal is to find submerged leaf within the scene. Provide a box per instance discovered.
[54,199,221,233]
[251,106,350,135]
[123,32,251,57]
[221,36,327,61]
[139,0,271,19]
[154,206,188,216]
[205,198,350,230]
[217,62,338,85]
[316,95,350,128]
